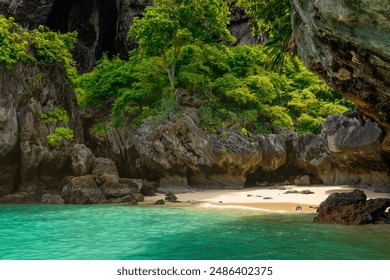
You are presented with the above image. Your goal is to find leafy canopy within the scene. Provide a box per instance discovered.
[0,15,77,80]
[129,0,235,88]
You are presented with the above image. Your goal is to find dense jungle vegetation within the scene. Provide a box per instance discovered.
[0,0,352,136]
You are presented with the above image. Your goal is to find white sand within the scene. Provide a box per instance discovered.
[141,185,390,213]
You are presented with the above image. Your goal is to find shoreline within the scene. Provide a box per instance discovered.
[140,185,390,213]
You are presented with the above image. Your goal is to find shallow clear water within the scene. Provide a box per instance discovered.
[0,204,389,260]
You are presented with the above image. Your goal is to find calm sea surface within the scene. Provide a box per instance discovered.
[0,204,389,260]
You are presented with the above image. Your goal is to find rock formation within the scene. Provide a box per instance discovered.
[0,62,83,201]
[0,63,144,204]
[314,189,390,225]
[291,0,390,152]
[295,113,390,187]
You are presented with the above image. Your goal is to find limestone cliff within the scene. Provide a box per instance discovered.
[88,110,390,191]
[0,63,83,199]
[291,0,390,152]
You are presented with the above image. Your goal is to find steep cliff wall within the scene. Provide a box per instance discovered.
[291,0,390,152]
[0,63,83,199]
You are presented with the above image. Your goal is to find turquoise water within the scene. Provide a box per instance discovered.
[0,204,389,260]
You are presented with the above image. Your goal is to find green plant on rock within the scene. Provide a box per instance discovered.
[47,127,74,148]
[89,123,106,137]
[0,15,77,80]
[0,16,29,68]
[40,107,69,124]
[40,107,74,148]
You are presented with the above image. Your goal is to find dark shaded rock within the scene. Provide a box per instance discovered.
[284,190,299,194]
[41,194,64,204]
[61,176,106,204]
[294,175,312,186]
[229,6,263,45]
[0,192,38,204]
[92,157,119,176]
[140,180,158,196]
[165,193,177,202]
[100,182,138,199]
[314,190,390,225]
[263,197,273,200]
[0,63,83,198]
[319,189,367,208]
[108,194,138,205]
[291,0,390,152]
[155,199,165,205]
[134,193,144,202]
[300,190,315,195]
[71,144,95,176]
[95,174,119,186]
[119,178,142,191]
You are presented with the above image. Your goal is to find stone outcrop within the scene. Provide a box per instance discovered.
[295,113,390,188]
[61,176,106,204]
[314,189,390,225]
[0,63,83,200]
[291,0,390,152]
[132,110,263,189]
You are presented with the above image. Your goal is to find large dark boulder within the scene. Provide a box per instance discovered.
[61,176,106,204]
[314,190,390,225]
[100,182,138,199]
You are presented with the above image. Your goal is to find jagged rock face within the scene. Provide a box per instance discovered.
[291,0,390,152]
[314,189,390,225]
[229,6,263,45]
[132,111,263,189]
[0,63,83,199]
[296,114,390,187]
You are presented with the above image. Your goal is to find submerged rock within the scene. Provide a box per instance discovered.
[314,190,390,225]
[41,194,64,204]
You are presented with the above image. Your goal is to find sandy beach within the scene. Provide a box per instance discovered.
[141,185,390,213]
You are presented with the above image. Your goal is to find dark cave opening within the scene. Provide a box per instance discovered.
[46,0,119,71]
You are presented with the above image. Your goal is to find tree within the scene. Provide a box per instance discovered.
[129,0,235,90]
[236,0,293,70]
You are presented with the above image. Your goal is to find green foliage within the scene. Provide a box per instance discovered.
[235,0,293,71]
[153,92,181,125]
[129,0,234,88]
[75,53,167,111]
[0,15,77,80]
[40,107,69,124]
[47,127,74,148]
[76,42,349,135]
[40,107,74,147]
[30,26,77,80]
[0,16,29,68]
[89,123,106,137]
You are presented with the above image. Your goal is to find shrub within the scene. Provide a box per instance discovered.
[47,127,74,148]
